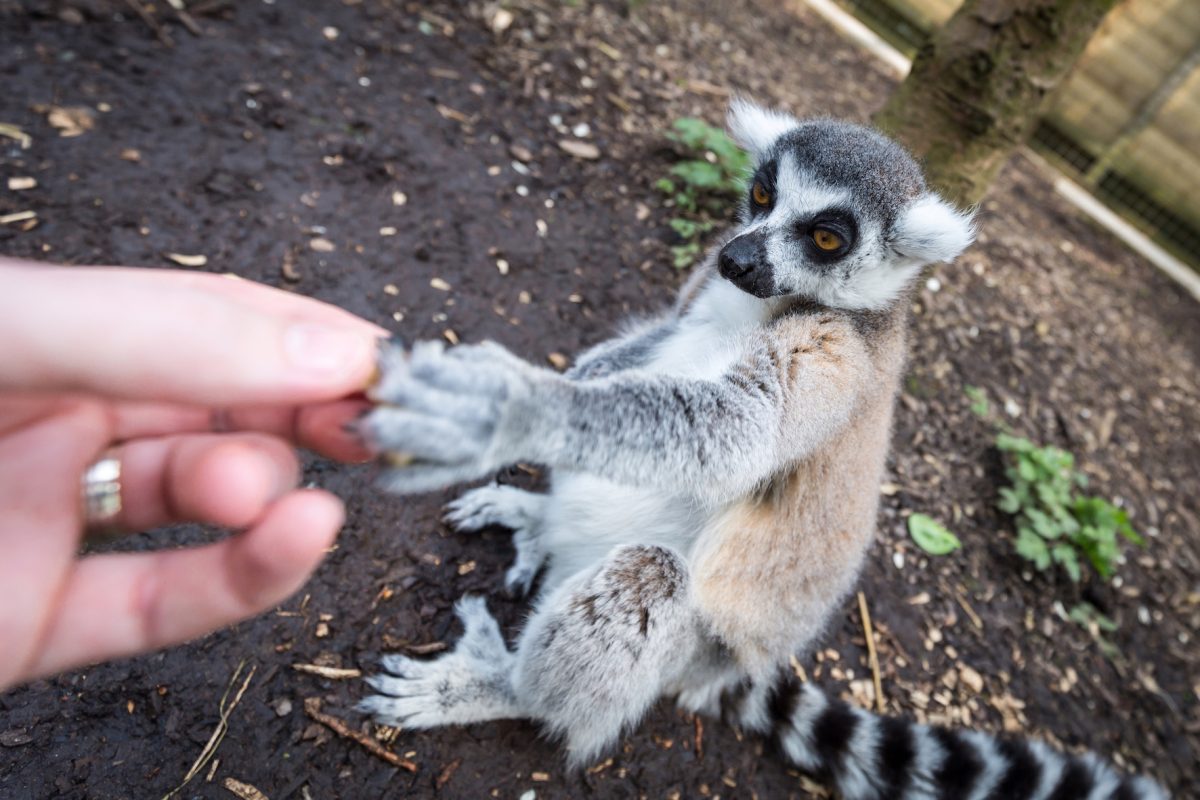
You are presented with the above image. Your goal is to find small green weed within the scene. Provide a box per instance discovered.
[655,118,750,269]
[907,513,962,555]
[995,432,1142,582]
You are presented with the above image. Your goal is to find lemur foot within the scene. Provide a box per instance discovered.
[444,484,548,597]
[358,596,522,728]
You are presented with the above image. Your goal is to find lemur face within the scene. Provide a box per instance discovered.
[719,101,974,309]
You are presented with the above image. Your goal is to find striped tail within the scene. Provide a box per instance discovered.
[723,675,1168,800]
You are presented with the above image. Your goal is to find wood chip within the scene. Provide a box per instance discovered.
[223,778,269,800]
[309,237,335,253]
[44,105,94,137]
[165,253,208,267]
[380,226,397,236]
[7,177,36,191]
[392,191,408,206]
[303,698,417,772]
[383,283,399,296]
[430,277,451,291]
[435,104,473,124]
[291,663,362,680]
[443,329,460,345]
[558,140,600,160]
[547,352,568,370]
[531,771,550,782]
[0,211,36,225]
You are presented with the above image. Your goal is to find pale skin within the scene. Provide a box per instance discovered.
[0,257,385,692]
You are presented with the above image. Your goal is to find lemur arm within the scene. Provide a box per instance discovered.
[565,316,677,381]
[361,314,871,502]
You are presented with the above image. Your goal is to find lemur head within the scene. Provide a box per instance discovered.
[719,100,975,309]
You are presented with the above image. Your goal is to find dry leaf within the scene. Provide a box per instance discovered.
[223,777,269,800]
[165,253,208,267]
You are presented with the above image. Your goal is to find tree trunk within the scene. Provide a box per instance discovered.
[874,0,1117,206]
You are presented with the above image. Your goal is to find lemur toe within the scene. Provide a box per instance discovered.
[503,565,537,598]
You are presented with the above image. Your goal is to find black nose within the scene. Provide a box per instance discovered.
[718,237,758,280]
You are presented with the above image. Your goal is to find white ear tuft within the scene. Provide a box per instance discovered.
[727,98,799,158]
[891,193,976,264]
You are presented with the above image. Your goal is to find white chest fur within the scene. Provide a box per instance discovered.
[646,279,770,379]
[539,279,771,593]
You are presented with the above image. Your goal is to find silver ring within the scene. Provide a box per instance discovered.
[82,450,123,531]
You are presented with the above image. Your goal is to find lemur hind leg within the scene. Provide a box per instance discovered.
[444,484,548,596]
[360,545,702,766]
[514,544,701,766]
[358,596,523,728]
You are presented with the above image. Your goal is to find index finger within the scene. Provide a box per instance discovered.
[0,262,388,406]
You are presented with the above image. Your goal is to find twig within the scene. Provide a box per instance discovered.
[164,0,204,36]
[162,661,256,799]
[955,591,984,630]
[291,663,362,679]
[857,591,884,713]
[123,0,174,47]
[693,715,704,760]
[303,698,418,772]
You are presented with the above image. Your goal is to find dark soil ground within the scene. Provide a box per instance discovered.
[1,1,1198,798]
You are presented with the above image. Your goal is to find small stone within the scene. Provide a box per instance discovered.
[383,283,400,296]
[380,226,397,236]
[322,26,339,40]
[571,123,591,138]
[392,191,408,206]
[516,185,529,197]
[535,219,548,238]
[567,293,582,303]
[489,7,514,33]
[272,698,293,717]
[892,551,905,569]
[496,258,510,275]
[315,622,330,638]
[518,291,532,304]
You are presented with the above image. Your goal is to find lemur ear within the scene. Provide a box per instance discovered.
[727,98,799,158]
[891,193,976,264]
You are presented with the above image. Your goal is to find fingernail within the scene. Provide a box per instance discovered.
[285,323,364,374]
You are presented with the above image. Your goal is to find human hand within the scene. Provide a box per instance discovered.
[360,339,557,494]
[0,259,385,691]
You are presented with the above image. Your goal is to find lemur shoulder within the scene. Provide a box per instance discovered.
[354,101,1168,800]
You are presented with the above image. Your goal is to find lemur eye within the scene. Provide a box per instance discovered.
[812,228,844,251]
[751,182,771,207]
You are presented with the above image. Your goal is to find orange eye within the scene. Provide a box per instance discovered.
[812,228,844,251]
[751,182,771,206]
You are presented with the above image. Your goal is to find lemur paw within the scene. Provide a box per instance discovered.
[443,484,542,532]
[503,563,538,598]
[358,597,522,729]
[357,340,539,495]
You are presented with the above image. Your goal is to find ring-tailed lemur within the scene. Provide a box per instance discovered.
[354,101,1167,799]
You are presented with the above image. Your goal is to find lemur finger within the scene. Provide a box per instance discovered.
[372,371,498,425]
[453,595,507,652]
[377,463,486,495]
[408,342,512,396]
[379,653,433,679]
[359,408,485,463]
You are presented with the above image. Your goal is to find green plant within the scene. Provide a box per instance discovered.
[995,433,1143,582]
[655,118,750,268]
[907,513,961,555]
[1065,602,1120,660]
